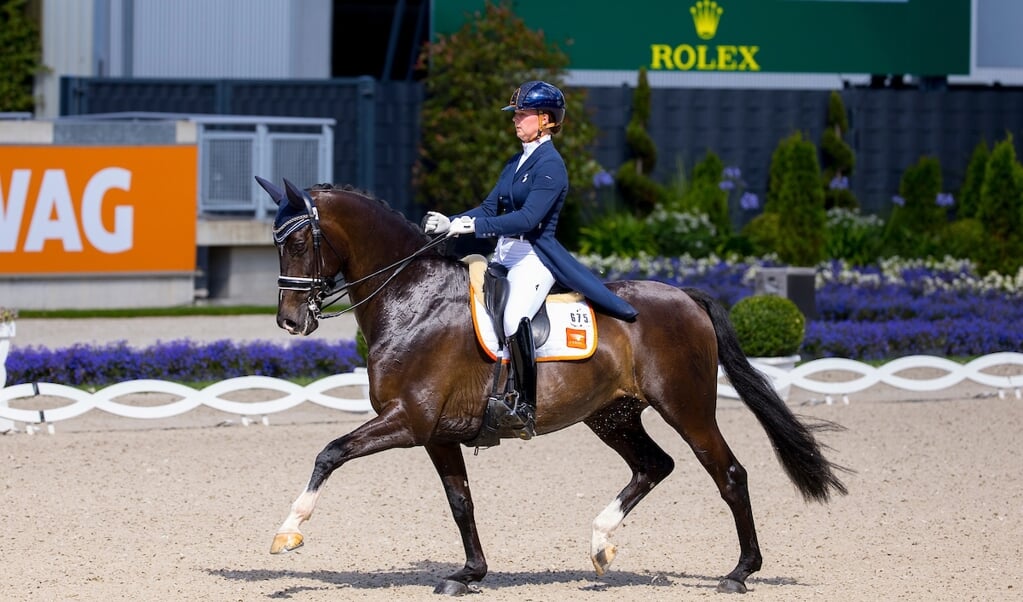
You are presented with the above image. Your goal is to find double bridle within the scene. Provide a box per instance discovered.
[272,191,447,319]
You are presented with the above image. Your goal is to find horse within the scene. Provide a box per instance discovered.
[257,177,848,596]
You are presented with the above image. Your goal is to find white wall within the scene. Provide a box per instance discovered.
[35,0,94,118]
[130,0,330,79]
[34,0,332,118]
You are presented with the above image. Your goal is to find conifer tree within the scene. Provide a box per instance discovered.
[774,133,827,265]
[957,140,989,219]
[745,132,827,262]
[883,156,944,257]
[615,67,664,216]
[819,91,858,210]
[975,134,1023,274]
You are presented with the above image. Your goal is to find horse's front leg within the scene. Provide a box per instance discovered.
[270,404,416,554]
[425,441,487,596]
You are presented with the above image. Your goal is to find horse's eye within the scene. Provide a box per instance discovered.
[288,237,308,254]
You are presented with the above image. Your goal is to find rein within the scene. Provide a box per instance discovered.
[273,193,448,320]
[316,234,448,318]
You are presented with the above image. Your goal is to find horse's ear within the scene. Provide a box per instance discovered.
[255,176,286,206]
[282,178,308,211]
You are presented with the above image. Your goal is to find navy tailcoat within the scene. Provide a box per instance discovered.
[456,142,638,321]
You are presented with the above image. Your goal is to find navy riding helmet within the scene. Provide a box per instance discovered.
[502,80,566,132]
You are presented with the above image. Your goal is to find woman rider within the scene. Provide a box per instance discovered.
[424,80,637,439]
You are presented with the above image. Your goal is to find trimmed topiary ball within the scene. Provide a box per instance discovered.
[729,294,806,357]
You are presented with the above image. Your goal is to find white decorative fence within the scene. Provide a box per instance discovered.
[2,354,1021,434]
[0,371,373,435]
[721,352,1023,404]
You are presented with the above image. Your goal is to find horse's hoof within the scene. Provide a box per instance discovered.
[433,579,477,596]
[591,543,617,576]
[715,578,747,594]
[269,531,304,554]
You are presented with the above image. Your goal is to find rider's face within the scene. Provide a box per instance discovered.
[512,110,544,142]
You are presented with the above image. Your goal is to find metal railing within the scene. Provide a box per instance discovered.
[194,115,334,218]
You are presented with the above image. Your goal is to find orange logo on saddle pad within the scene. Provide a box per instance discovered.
[566,328,587,349]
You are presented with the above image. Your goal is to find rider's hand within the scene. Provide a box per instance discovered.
[423,211,451,235]
[446,216,476,237]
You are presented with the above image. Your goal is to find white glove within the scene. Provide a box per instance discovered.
[423,211,450,234]
[446,216,476,237]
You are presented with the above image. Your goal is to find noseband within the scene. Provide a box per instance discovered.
[272,190,448,319]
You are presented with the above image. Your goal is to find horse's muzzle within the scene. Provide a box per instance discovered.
[277,304,319,336]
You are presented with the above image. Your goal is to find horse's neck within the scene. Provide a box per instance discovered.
[318,192,467,337]
[327,196,423,273]
[351,257,466,343]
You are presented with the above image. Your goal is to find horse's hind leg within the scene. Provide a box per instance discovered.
[657,402,762,593]
[424,441,488,596]
[584,399,675,576]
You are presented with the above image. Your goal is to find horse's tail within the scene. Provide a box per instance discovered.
[684,287,849,503]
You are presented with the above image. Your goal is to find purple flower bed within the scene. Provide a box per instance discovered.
[581,255,1023,361]
[6,338,361,387]
[802,316,1023,360]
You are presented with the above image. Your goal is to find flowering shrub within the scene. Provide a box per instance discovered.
[644,207,718,257]
[6,338,362,387]
[824,208,884,266]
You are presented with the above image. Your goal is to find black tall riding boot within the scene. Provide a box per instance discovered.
[499,317,537,440]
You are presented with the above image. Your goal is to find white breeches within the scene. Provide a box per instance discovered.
[494,237,555,337]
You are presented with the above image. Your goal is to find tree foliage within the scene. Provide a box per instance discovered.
[774,132,827,265]
[749,132,826,264]
[412,1,599,249]
[820,91,858,210]
[615,67,663,216]
[0,0,45,112]
[883,155,945,257]
[975,133,1023,274]
[681,149,729,235]
[957,140,988,219]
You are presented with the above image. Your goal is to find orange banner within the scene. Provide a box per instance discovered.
[0,145,197,274]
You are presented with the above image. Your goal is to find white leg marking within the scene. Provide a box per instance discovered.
[590,498,625,561]
[279,489,321,533]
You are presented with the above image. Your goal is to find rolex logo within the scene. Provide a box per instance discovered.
[690,0,723,40]
[652,0,759,72]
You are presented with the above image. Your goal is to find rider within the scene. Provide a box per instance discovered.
[424,80,638,439]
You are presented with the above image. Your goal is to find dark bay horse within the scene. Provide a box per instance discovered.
[258,178,848,596]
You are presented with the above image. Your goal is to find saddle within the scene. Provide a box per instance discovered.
[480,261,551,349]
